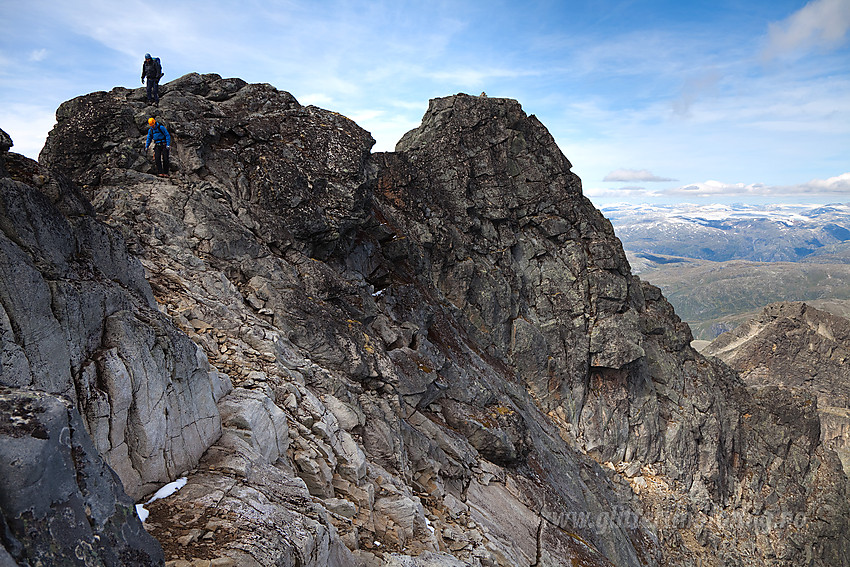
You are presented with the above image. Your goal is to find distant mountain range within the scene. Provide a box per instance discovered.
[602,203,850,339]
[602,202,850,263]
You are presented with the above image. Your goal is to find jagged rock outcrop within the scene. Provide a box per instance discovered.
[2,74,848,566]
[705,301,850,473]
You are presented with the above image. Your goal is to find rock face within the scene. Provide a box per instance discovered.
[0,140,230,500]
[705,301,850,473]
[1,75,848,566]
[0,388,164,566]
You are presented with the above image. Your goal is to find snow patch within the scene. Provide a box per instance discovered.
[136,477,188,522]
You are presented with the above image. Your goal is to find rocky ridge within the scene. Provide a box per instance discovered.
[1,74,848,566]
[705,301,850,474]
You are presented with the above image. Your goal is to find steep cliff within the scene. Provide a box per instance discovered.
[1,75,848,566]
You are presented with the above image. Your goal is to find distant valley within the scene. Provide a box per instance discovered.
[602,203,850,340]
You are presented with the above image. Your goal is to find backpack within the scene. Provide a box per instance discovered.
[152,57,163,80]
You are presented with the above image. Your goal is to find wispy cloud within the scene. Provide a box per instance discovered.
[427,67,541,88]
[762,0,850,60]
[28,49,48,62]
[603,169,677,183]
[584,186,663,200]
[672,68,723,117]
[298,93,335,107]
[667,180,770,197]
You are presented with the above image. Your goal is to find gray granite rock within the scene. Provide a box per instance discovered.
[0,162,229,499]
[705,301,850,475]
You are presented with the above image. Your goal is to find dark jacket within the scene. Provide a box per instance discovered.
[146,124,171,148]
[142,58,162,83]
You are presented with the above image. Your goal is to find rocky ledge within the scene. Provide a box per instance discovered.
[1,74,848,566]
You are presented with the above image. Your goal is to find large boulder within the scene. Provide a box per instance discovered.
[40,73,375,260]
[0,388,164,566]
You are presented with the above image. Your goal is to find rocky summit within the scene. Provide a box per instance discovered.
[1,73,848,567]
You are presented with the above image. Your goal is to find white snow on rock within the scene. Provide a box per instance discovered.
[136,477,188,522]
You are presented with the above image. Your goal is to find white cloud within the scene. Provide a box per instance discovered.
[29,49,48,62]
[666,173,850,197]
[668,180,768,197]
[427,67,540,88]
[763,0,850,60]
[603,168,677,183]
[40,0,162,58]
[0,104,57,159]
[349,111,421,152]
[782,172,850,193]
[299,93,335,107]
[390,100,428,112]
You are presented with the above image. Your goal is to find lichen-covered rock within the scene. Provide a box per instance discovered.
[40,72,375,260]
[0,388,164,566]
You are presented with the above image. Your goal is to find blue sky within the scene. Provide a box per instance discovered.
[1,0,848,206]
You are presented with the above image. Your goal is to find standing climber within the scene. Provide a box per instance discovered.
[145,118,171,177]
[141,54,163,105]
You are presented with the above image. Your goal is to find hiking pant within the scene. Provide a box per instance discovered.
[146,79,160,103]
[154,143,169,174]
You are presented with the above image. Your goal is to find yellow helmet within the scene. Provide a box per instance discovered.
[148,118,156,126]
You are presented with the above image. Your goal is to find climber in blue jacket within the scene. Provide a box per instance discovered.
[145,117,171,176]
